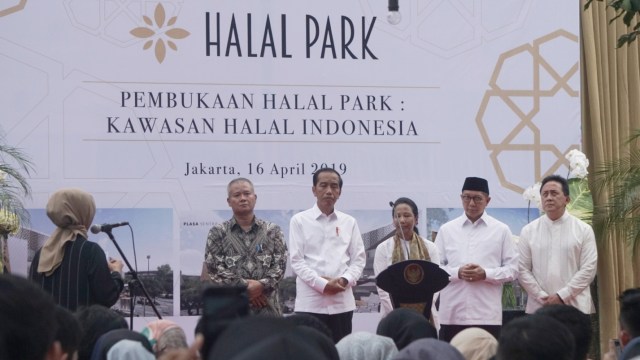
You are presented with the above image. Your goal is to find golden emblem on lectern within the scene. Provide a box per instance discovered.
[403,263,424,285]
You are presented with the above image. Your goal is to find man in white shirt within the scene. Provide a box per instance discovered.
[518,174,597,315]
[435,176,519,342]
[289,168,367,343]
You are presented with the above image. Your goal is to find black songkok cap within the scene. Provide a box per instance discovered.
[462,177,489,194]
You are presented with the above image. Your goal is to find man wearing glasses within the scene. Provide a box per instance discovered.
[435,177,519,342]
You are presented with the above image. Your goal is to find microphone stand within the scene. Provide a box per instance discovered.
[104,229,162,329]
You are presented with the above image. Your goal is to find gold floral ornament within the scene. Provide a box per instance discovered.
[0,206,18,273]
[130,3,190,64]
[0,207,19,235]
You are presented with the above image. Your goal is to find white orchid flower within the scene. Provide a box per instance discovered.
[522,183,542,210]
[565,149,589,179]
[570,164,589,179]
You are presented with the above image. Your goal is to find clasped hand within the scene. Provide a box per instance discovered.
[322,276,347,295]
[246,279,267,308]
[458,263,486,282]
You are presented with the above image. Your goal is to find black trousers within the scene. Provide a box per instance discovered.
[295,311,353,343]
[439,324,501,343]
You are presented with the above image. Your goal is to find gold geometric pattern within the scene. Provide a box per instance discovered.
[475,30,580,194]
[358,0,533,58]
[130,3,190,64]
[0,0,27,18]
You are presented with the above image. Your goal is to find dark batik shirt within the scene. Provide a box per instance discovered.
[204,217,288,316]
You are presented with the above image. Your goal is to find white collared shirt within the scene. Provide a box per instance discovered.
[435,212,519,325]
[289,204,367,314]
[518,210,597,314]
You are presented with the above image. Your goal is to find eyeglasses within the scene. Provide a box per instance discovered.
[461,194,485,203]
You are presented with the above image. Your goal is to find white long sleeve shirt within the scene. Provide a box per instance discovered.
[518,211,597,314]
[435,212,519,326]
[289,204,366,314]
[373,236,440,317]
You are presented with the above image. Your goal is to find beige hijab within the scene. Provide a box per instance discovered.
[37,188,95,275]
[450,327,498,360]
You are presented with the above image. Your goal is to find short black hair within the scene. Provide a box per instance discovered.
[535,304,591,360]
[313,168,343,189]
[619,288,640,338]
[497,314,575,360]
[0,274,58,360]
[376,308,437,350]
[540,174,570,196]
[284,313,333,340]
[55,305,81,357]
[75,304,127,360]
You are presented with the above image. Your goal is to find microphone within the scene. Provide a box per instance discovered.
[387,0,401,25]
[90,222,129,234]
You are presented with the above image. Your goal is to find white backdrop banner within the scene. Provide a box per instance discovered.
[1,0,579,335]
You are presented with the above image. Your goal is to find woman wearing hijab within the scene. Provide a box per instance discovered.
[208,316,339,360]
[90,329,154,360]
[376,308,437,351]
[336,332,397,360]
[373,197,441,317]
[29,188,124,311]
[141,319,188,357]
[393,338,465,360]
[450,327,498,360]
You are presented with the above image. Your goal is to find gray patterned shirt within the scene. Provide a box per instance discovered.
[204,216,287,316]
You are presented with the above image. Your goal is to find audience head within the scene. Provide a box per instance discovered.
[75,305,128,360]
[450,327,498,360]
[619,288,640,343]
[618,288,640,360]
[284,313,334,340]
[0,333,7,360]
[496,314,575,360]
[90,329,154,360]
[55,305,82,360]
[535,304,592,360]
[394,338,465,360]
[336,332,397,360]
[208,316,338,360]
[376,308,437,350]
[141,319,188,357]
[0,274,62,360]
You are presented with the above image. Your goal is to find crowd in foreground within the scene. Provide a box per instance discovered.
[1,272,640,360]
[0,169,632,359]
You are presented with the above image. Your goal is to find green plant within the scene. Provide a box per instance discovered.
[592,130,640,253]
[585,0,640,47]
[502,281,517,309]
[0,133,33,229]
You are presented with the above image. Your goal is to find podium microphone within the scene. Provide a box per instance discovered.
[90,222,129,234]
